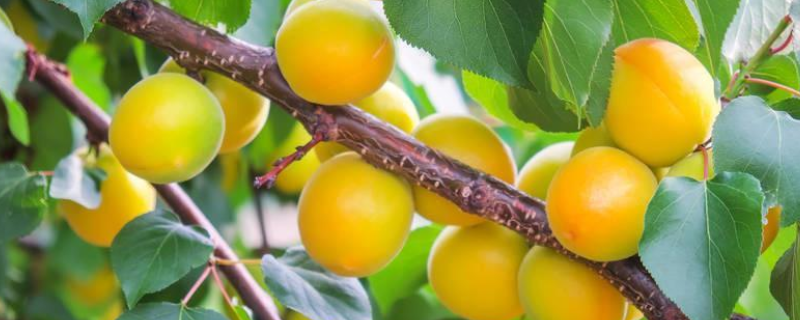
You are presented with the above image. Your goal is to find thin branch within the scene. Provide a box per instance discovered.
[254,131,324,188]
[214,257,263,266]
[745,77,800,97]
[724,15,793,100]
[211,266,235,309]
[250,168,270,253]
[182,264,212,305]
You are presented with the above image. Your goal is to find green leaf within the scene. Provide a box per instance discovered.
[26,294,76,320]
[640,173,764,320]
[111,210,214,308]
[385,286,457,320]
[747,55,800,104]
[506,85,584,133]
[462,71,535,131]
[0,21,25,96]
[397,70,436,118]
[383,0,543,87]
[740,256,791,320]
[168,0,251,33]
[66,44,112,110]
[792,2,800,62]
[771,226,800,320]
[48,223,105,281]
[691,0,741,78]
[48,154,103,209]
[722,0,791,64]
[118,302,226,320]
[773,98,800,119]
[0,7,12,31]
[2,93,30,146]
[611,0,700,50]
[234,0,281,47]
[369,225,442,314]
[48,0,125,38]
[713,96,800,226]
[29,96,73,171]
[0,245,7,292]
[0,163,48,243]
[27,0,84,40]
[261,247,371,320]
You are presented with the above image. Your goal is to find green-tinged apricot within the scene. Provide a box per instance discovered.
[276,0,395,105]
[110,73,224,183]
[606,38,719,167]
[571,123,616,157]
[299,152,413,277]
[625,304,644,320]
[316,82,419,161]
[413,114,516,226]
[666,151,714,181]
[518,247,626,320]
[429,223,527,320]
[516,142,573,200]
[60,146,157,247]
[270,123,321,194]
[547,147,657,261]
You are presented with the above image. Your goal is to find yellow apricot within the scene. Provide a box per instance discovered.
[110,73,224,183]
[518,247,626,320]
[666,151,714,181]
[219,151,242,192]
[429,223,527,320]
[516,142,573,200]
[316,82,419,161]
[276,0,395,105]
[762,206,781,253]
[625,303,644,320]
[270,123,321,194]
[60,146,157,247]
[413,115,516,226]
[547,147,657,261]
[605,38,719,167]
[571,123,616,157]
[298,152,413,277]
[65,265,120,305]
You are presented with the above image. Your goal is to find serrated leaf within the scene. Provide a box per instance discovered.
[48,155,103,209]
[261,247,371,320]
[771,226,800,320]
[611,0,700,50]
[691,0,741,78]
[506,84,584,133]
[640,173,764,320]
[2,93,30,146]
[111,210,214,308]
[723,0,791,64]
[168,0,251,33]
[66,44,112,110]
[461,71,536,131]
[234,0,281,47]
[0,163,47,243]
[747,55,800,104]
[383,0,543,87]
[48,0,126,38]
[118,302,226,320]
[0,21,25,96]
[713,96,800,226]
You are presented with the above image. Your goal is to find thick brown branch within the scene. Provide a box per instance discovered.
[93,1,751,319]
[26,51,281,320]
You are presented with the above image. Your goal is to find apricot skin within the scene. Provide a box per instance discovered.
[429,223,527,320]
[572,123,616,157]
[516,142,573,200]
[518,247,626,320]
[110,73,224,183]
[298,152,413,277]
[666,151,714,181]
[605,38,719,167]
[547,147,657,261]
[60,146,157,247]
[276,0,395,105]
[762,207,781,253]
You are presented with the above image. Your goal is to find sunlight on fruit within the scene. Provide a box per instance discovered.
[547,147,657,261]
[429,223,527,320]
[276,0,395,105]
[571,123,616,157]
[666,151,714,181]
[516,142,573,200]
[60,145,157,247]
[299,152,414,277]
[110,73,224,183]
[316,81,420,161]
[518,246,627,320]
[270,123,322,194]
[413,114,516,226]
[762,206,781,253]
[605,38,719,167]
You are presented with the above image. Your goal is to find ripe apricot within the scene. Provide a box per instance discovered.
[412,114,516,226]
[605,38,719,167]
[547,147,657,261]
[572,123,616,157]
[518,247,626,320]
[429,223,527,320]
[762,206,781,252]
[110,73,224,183]
[60,146,157,247]
[298,152,413,277]
[516,142,573,200]
[316,82,419,161]
[666,151,714,181]
[276,0,395,105]
[270,123,321,194]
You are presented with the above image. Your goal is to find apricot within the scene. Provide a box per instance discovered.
[762,206,781,252]
[413,114,516,226]
[516,142,573,200]
[547,147,657,261]
[625,304,644,320]
[428,223,527,320]
[666,151,714,181]
[65,265,120,305]
[605,38,719,167]
[284,0,315,16]
[298,152,413,277]
[270,123,321,194]
[110,73,224,183]
[316,82,419,161]
[276,0,395,105]
[60,146,157,247]
[160,59,270,154]
[518,247,626,320]
[571,123,616,157]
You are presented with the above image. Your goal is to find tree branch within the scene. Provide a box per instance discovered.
[25,51,281,320]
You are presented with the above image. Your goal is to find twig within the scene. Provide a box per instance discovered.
[254,132,323,189]
[724,15,793,100]
[182,264,212,305]
[770,30,793,54]
[745,77,800,97]
[211,266,235,309]
[249,168,270,253]
[214,257,263,266]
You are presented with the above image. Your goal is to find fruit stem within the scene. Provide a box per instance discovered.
[700,144,710,181]
[254,132,324,189]
[211,266,235,309]
[182,263,212,306]
[744,77,800,97]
